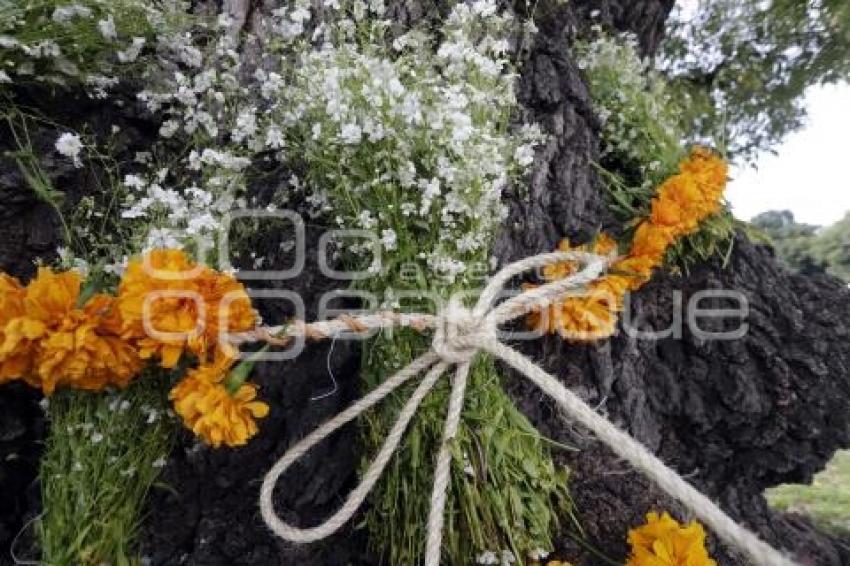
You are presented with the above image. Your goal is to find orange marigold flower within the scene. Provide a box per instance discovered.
[118,249,257,368]
[626,512,717,566]
[557,295,619,341]
[543,235,619,282]
[36,295,142,394]
[650,148,728,240]
[529,236,625,341]
[0,273,28,383]
[0,268,141,394]
[169,353,269,448]
[529,147,728,342]
[629,223,675,265]
[612,257,657,290]
[650,197,683,227]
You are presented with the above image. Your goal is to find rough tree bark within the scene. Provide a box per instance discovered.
[1,1,848,565]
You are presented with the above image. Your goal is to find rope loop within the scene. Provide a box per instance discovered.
[258,251,798,566]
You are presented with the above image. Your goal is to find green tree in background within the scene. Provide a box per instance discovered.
[662,0,850,163]
[810,213,850,281]
[751,210,850,281]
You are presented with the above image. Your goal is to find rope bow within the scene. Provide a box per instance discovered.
[257,251,797,566]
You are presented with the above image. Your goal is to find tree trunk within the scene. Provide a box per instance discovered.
[1,1,849,564]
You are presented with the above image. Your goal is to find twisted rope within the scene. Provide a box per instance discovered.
[257,251,798,566]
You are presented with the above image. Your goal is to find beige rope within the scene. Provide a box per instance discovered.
[257,251,798,566]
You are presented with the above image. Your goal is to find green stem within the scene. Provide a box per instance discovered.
[225,345,270,394]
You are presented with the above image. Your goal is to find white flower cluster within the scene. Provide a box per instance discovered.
[476,549,517,565]
[576,33,684,186]
[254,0,544,283]
[120,170,242,253]
[128,2,543,283]
[0,0,183,94]
[127,20,255,253]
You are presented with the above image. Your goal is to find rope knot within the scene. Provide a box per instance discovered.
[258,251,795,566]
[432,298,494,365]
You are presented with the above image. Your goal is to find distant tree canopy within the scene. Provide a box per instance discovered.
[751,210,850,281]
[662,0,850,163]
[811,214,850,282]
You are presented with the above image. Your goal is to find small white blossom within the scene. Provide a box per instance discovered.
[527,548,550,560]
[265,126,285,149]
[55,132,83,167]
[98,15,117,40]
[514,144,536,168]
[380,228,398,251]
[117,37,146,63]
[462,452,475,477]
[144,228,183,251]
[232,108,258,143]
[104,259,128,277]
[357,210,377,229]
[52,4,93,23]
[339,123,363,144]
[159,120,180,138]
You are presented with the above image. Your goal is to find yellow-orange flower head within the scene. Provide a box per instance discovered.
[0,268,141,394]
[627,512,717,566]
[0,273,27,384]
[118,249,257,368]
[527,235,625,341]
[0,249,266,448]
[528,148,728,341]
[169,353,269,448]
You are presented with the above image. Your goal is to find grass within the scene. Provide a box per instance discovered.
[37,371,173,566]
[361,332,575,565]
[766,450,850,536]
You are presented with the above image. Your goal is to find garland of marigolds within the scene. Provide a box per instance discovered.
[0,249,265,448]
[526,147,729,341]
[0,149,794,564]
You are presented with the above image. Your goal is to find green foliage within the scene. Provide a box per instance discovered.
[1,104,144,281]
[38,372,173,566]
[752,209,850,281]
[810,213,850,281]
[361,334,574,565]
[0,0,173,90]
[579,35,735,271]
[576,34,687,191]
[663,0,850,164]
[669,211,737,272]
[750,210,823,272]
[767,450,850,536]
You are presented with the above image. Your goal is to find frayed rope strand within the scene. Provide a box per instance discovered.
[256,251,797,566]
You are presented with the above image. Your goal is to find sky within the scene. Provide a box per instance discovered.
[726,84,850,227]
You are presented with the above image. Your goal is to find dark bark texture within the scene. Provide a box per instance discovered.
[1,0,849,565]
